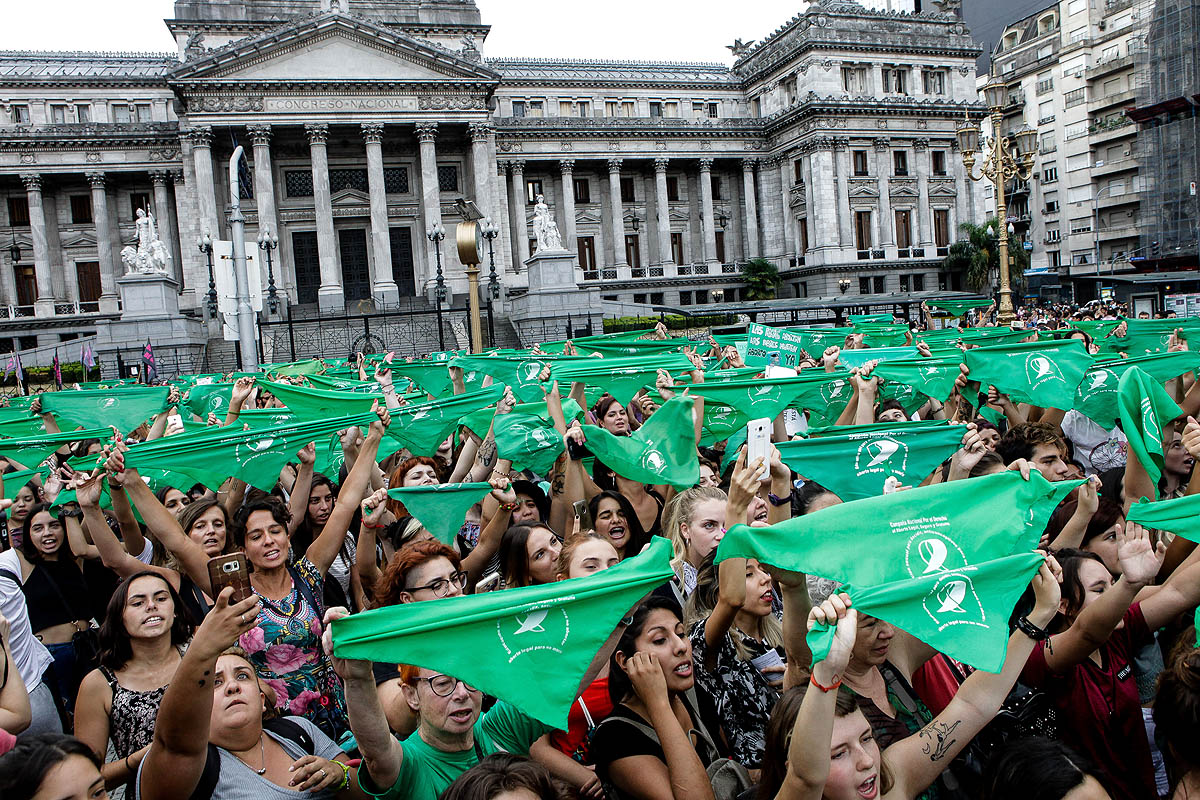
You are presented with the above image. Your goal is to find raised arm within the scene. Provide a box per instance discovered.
[138,588,260,800]
[0,615,30,736]
[1047,478,1100,551]
[76,473,178,587]
[222,376,256,427]
[463,475,516,585]
[287,443,316,537]
[107,478,147,558]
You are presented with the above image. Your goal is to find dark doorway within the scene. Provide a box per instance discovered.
[338,228,370,302]
[75,261,100,303]
[389,226,416,296]
[292,231,320,305]
[14,265,36,306]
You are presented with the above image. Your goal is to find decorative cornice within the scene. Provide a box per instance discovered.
[20,174,41,192]
[85,171,105,188]
[246,123,272,146]
[415,121,438,143]
[304,123,329,145]
[361,122,385,144]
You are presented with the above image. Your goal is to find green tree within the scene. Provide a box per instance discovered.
[741,257,782,300]
[942,217,1028,298]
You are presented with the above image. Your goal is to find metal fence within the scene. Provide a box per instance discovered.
[103,344,236,381]
[260,306,480,362]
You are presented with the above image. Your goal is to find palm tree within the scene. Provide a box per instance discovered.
[741,257,782,300]
[942,217,1028,298]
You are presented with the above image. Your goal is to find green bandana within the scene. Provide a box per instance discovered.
[855,324,912,348]
[0,427,115,469]
[387,385,507,457]
[450,354,563,403]
[258,379,382,419]
[39,386,169,435]
[687,376,829,444]
[580,396,698,488]
[1117,366,1182,499]
[1126,494,1200,543]
[305,374,382,393]
[3,467,45,500]
[1074,352,1198,429]
[183,383,232,420]
[775,422,964,500]
[386,482,494,545]
[387,360,480,398]
[1104,319,1200,356]
[786,372,855,427]
[123,412,378,491]
[491,400,584,476]
[331,536,674,728]
[0,415,48,439]
[964,339,1092,409]
[838,347,920,369]
[808,552,1046,673]
[746,323,848,368]
[550,354,694,406]
[926,299,993,317]
[571,337,693,357]
[267,359,324,377]
[873,355,965,402]
[848,314,895,325]
[804,419,953,438]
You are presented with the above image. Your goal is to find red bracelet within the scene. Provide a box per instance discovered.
[500,502,519,512]
[361,521,384,529]
[810,671,842,693]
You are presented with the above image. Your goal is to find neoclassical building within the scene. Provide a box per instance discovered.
[0,0,984,355]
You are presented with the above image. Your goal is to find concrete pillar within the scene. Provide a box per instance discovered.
[20,175,54,314]
[362,123,398,305]
[698,158,718,265]
[952,142,968,236]
[416,122,443,287]
[188,127,220,239]
[758,157,782,260]
[468,123,492,224]
[506,160,529,267]
[247,125,282,297]
[559,159,577,250]
[607,159,626,267]
[653,158,672,266]
[149,170,180,287]
[44,193,69,301]
[741,158,760,259]
[778,156,793,261]
[305,123,342,312]
[874,138,893,248]
[86,172,118,313]
[834,141,853,250]
[915,139,933,247]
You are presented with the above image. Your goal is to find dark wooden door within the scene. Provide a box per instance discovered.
[389,227,415,296]
[291,231,320,305]
[75,261,100,303]
[338,228,370,302]
[14,265,36,306]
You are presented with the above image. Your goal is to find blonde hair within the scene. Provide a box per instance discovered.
[663,486,727,577]
[685,555,785,666]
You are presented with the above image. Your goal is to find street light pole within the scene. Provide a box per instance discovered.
[427,222,446,351]
[227,146,258,372]
[958,76,1037,326]
[481,218,500,349]
[257,224,281,317]
[197,230,217,318]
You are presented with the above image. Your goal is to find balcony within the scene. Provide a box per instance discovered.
[1089,117,1135,144]
[1086,52,1134,80]
[1005,90,1026,110]
[1091,156,1138,177]
[1097,223,1139,241]
[1088,88,1137,113]
[1096,189,1140,209]
[1036,79,1055,95]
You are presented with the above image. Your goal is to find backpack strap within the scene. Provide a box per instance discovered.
[185,716,316,800]
[265,716,317,756]
[286,563,325,621]
[0,568,20,586]
[187,744,222,800]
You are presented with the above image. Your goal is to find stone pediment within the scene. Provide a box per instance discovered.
[60,231,98,248]
[848,180,878,198]
[332,188,370,205]
[168,12,500,85]
[889,184,919,198]
[576,209,602,224]
[929,179,957,197]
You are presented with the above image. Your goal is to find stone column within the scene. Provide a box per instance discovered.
[305,123,342,312]
[188,127,220,239]
[506,160,529,267]
[874,138,893,248]
[758,158,782,260]
[834,140,853,250]
[607,159,626,267]
[914,139,932,247]
[44,193,68,301]
[362,123,398,305]
[952,142,968,235]
[20,175,53,314]
[558,159,577,250]
[416,122,443,286]
[468,123,492,226]
[740,158,760,259]
[653,158,672,265]
[87,172,118,313]
[247,124,281,296]
[698,158,719,265]
[778,156,793,261]
[149,170,180,287]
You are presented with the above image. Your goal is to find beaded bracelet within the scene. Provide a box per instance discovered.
[334,759,351,790]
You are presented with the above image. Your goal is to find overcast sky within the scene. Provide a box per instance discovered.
[0,0,814,64]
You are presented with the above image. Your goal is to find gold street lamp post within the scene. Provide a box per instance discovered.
[957,75,1037,325]
[456,219,486,353]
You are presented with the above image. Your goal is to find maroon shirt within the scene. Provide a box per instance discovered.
[1021,602,1155,800]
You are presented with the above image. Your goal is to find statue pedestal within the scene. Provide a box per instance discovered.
[94,272,205,378]
[507,249,602,344]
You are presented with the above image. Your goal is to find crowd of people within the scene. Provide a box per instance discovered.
[0,298,1198,800]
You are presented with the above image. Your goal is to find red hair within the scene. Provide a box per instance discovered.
[373,539,462,608]
[387,457,444,517]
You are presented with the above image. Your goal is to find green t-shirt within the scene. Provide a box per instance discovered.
[359,701,551,800]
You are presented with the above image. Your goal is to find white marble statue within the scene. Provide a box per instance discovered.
[121,208,172,275]
[531,194,564,251]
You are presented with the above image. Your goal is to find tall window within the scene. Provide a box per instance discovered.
[437,165,459,192]
[527,101,544,118]
[14,266,36,306]
[526,179,544,204]
[711,176,723,200]
[842,65,869,93]
[715,231,726,263]
[853,150,869,177]
[895,209,913,251]
[794,159,804,184]
[932,150,947,176]
[7,197,29,226]
[893,151,909,177]
[799,219,809,253]
[75,104,91,123]
[620,178,635,204]
[511,100,526,117]
[666,176,680,202]
[649,101,662,117]
[50,105,67,124]
[855,210,873,252]
[76,262,101,303]
[578,237,596,272]
[130,192,151,221]
[670,232,684,265]
[111,104,132,123]
[574,179,591,204]
[9,105,30,124]
[70,195,92,224]
[922,69,946,95]
[933,209,950,250]
[625,235,641,268]
[135,103,152,122]
[881,67,908,95]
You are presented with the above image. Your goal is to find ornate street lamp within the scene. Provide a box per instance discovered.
[7,233,20,265]
[197,229,217,317]
[257,224,280,315]
[838,278,851,294]
[427,222,447,350]
[957,81,1036,325]
[480,217,501,347]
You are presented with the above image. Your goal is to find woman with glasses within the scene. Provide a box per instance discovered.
[367,540,468,737]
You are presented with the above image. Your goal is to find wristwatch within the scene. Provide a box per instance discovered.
[767,491,793,507]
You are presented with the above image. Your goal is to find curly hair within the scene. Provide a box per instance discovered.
[995,421,1065,466]
[373,539,462,607]
[230,495,291,548]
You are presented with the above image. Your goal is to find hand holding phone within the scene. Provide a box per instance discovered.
[745,418,771,483]
[207,554,252,603]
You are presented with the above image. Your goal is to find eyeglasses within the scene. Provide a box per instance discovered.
[422,674,480,697]
[406,570,468,598]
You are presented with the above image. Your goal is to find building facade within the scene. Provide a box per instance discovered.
[989,0,1144,300]
[0,0,983,355]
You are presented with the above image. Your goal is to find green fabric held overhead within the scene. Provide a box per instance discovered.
[305,374,382,393]
[267,359,325,377]
[450,354,562,403]
[389,359,486,399]
[550,354,695,406]
[387,384,507,457]
[781,327,854,354]
[878,379,930,416]
[0,427,115,470]
[807,552,1046,673]
[872,355,965,402]
[964,338,1092,409]
[848,314,895,325]
[2,467,45,500]
[786,372,855,428]
[183,382,232,420]
[571,337,694,357]
[1073,351,1198,429]
[1103,319,1200,356]
[1117,366,1182,499]
[39,386,170,435]
[855,324,912,348]
[804,419,952,438]
[689,376,842,444]
[386,482,494,544]
[838,347,920,369]
[123,412,378,491]
[1126,494,1200,544]
[331,536,674,728]
[926,298,993,317]
[0,415,47,439]
[775,422,964,500]
[580,396,699,489]
[258,379,382,419]
[489,399,583,476]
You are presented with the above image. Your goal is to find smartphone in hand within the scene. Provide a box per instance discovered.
[207,554,252,603]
